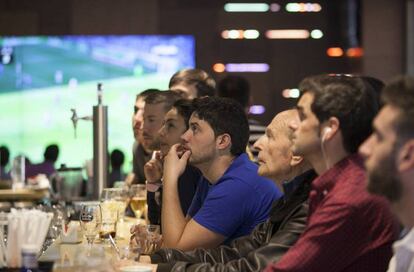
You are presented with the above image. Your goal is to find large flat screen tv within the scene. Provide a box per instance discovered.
[0,35,195,171]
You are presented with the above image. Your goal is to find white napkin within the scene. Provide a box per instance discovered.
[5,209,53,268]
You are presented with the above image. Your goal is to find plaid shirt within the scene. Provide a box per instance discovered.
[265,154,398,272]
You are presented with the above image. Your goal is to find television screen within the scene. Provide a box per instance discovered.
[0,35,195,171]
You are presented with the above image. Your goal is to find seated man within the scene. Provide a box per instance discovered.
[359,76,414,272]
[130,89,160,185]
[141,91,182,224]
[265,74,398,272]
[145,109,315,272]
[144,99,201,219]
[158,97,281,251]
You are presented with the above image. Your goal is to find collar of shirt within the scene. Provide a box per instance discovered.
[312,153,363,195]
[203,153,248,186]
[308,153,363,215]
[390,228,414,272]
[214,153,249,184]
[394,228,414,253]
[282,169,316,197]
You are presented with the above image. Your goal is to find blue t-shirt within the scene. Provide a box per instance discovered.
[187,153,282,244]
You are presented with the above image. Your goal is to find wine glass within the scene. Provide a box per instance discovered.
[129,184,147,219]
[79,204,102,253]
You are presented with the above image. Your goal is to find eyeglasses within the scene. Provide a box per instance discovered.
[327,73,356,78]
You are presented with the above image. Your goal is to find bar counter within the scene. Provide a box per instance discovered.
[39,237,157,272]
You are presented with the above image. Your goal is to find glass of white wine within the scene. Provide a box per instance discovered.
[130,184,147,219]
[79,203,102,253]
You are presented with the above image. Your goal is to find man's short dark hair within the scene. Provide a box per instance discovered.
[192,97,249,156]
[0,145,10,167]
[382,76,414,142]
[218,75,250,108]
[44,144,59,162]
[299,74,380,153]
[194,81,216,97]
[169,68,216,98]
[144,91,182,113]
[110,149,125,168]
[136,89,160,102]
[173,99,195,130]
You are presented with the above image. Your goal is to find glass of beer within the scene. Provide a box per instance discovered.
[130,184,147,219]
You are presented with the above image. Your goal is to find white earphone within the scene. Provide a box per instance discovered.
[322,127,332,143]
[324,127,332,137]
[321,127,332,169]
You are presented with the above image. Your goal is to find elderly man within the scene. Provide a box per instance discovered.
[359,76,414,272]
[143,109,314,272]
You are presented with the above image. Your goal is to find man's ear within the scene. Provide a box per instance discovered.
[398,139,414,172]
[216,133,232,151]
[290,155,303,167]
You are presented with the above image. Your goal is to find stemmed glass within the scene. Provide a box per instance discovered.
[79,204,102,254]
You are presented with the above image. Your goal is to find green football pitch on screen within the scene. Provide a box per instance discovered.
[0,36,195,173]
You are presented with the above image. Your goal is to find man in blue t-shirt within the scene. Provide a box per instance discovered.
[161,97,281,251]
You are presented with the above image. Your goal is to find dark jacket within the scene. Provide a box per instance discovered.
[151,170,316,272]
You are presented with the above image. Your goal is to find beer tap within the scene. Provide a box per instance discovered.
[70,109,92,138]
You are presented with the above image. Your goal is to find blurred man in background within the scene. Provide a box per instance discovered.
[108,149,126,188]
[26,144,59,178]
[129,89,160,185]
[0,145,11,180]
[169,68,216,99]
[142,91,182,224]
[218,75,265,161]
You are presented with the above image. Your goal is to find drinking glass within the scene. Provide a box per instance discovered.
[143,225,161,255]
[79,204,102,253]
[101,188,128,219]
[99,209,118,240]
[129,185,147,219]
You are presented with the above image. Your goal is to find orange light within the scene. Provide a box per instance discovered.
[346,47,364,58]
[326,47,344,57]
[213,63,225,73]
